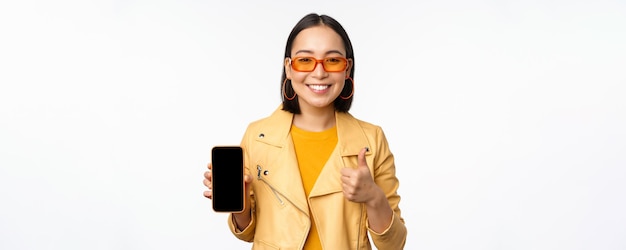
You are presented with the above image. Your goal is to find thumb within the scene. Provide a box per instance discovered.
[243,173,253,193]
[358,147,369,169]
[244,174,253,184]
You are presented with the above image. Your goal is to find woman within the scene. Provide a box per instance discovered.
[204,13,407,249]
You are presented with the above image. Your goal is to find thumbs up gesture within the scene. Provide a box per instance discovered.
[340,147,379,204]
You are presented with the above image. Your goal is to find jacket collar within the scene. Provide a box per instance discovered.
[255,105,373,202]
[259,105,371,157]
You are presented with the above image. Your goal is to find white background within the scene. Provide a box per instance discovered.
[1,0,625,249]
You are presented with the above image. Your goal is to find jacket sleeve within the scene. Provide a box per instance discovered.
[368,127,407,250]
[227,197,256,242]
[227,125,257,242]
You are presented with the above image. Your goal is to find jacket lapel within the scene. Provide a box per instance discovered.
[254,107,309,214]
[309,111,372,198]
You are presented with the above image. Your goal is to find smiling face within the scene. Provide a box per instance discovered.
[284,25,352,113]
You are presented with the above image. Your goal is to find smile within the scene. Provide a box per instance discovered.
[307,84,330,91]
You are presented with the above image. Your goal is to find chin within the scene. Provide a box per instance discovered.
[304,100,335,109]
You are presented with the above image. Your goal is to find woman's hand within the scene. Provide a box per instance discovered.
[203,163,253,201]
[340,147,393,233]
[340,147,379,205]
[203,162,254,230]
[202,163,214,199]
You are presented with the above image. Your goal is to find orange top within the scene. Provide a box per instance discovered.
[291,124,338,250]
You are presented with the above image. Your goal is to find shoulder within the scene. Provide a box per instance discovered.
[338,112,385,134]
[241,105,293,145]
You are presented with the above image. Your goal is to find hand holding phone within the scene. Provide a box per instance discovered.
[210,146,245,213]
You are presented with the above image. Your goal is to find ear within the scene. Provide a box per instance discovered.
[345,58,353,77]
[284,57,292,79]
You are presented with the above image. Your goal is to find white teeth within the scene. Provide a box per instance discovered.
[309,85,329,91]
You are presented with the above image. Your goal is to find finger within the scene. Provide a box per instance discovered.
[243,174,252,194]
[341,182,352,193]
[204,171,211,180]
[342,189,350,200]
[342,187,355,201]
[340,167,353,177]
[207,162,212,170]
[203,190,212,199]
[342,175,358,187]
[341,175,350,184]
[203,178,211,188]
[358,147,368,168]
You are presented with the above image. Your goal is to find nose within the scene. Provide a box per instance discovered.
[311,61,328,78]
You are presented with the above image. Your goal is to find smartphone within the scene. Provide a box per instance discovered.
[211,146,244,213]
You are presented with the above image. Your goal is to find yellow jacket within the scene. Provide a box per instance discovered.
[229,106,407,249]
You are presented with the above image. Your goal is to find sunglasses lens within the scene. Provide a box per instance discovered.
[323,57,346,72]
[292,57,316,71]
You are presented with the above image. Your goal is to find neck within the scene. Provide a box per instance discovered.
[293,106,336,132]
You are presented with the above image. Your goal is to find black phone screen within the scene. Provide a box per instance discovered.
[211,146,244,212]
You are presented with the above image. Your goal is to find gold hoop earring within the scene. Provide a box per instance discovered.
[339,76,354,100]
[283,78,296,101]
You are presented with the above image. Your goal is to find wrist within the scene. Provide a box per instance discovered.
[365,187,386,209]
[232,209,251,231]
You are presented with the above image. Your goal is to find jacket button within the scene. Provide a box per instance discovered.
[263,170,269,175]
[259,133,265,138]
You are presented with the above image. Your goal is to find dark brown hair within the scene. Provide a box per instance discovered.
[281,13,355,114]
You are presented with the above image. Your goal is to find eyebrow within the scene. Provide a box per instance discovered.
[294,49,345,56]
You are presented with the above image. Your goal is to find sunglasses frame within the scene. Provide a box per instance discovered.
[290,56,349,72]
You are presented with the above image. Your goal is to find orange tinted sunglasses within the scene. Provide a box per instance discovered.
[290,57,348,72]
